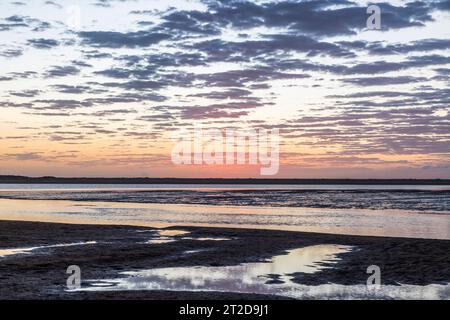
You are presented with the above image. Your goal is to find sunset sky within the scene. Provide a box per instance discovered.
[0,0,449,178]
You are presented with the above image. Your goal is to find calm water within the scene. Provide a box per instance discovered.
[79,245,354,294]
[1,183,450,191]
[0,184,449,212]
[0,184,449,239]
[0,198,449,239]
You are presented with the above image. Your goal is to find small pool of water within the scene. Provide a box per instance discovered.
[183,237,232,241]
[142,229,190,244]
[145,238,176,244]
[0,241,97,258]
[143,229,233,244]
[1,199,449,240]
[157,230,190,237]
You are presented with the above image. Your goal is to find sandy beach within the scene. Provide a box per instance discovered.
[0,220,449,300]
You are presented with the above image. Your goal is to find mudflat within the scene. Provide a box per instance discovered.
[0,220,449,299]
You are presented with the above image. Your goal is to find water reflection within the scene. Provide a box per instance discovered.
[182,237,232,241]
[143,229,190,244]
[143,230,231,244]
[1,199,449,239]
[157,230,190,237]
[82,245,352,292]
[145,238,176,244]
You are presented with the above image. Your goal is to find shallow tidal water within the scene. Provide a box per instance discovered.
[1,184,449,212]
[0,198,449,239]
[79,244,352,294]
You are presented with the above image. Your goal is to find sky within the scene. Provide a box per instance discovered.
[0,0,449,178]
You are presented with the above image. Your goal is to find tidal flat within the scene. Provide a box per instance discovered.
[0,220,449,299]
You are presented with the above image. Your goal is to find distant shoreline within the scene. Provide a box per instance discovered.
[0,175,449,185]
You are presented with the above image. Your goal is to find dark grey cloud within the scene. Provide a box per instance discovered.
[337,38,450,56]
[188,88,253,100]
[0,15,50,32]
[86,92,167,104]
[45,66,80,77]
[0,101,33,108]
[64,0,450,116]
[435,68,450,75]
[94,52,205,81]
[257,52,450,76]
[102,80,168,91]
[1,0,449,166]
[97,61,301,93]
[0,48,23,58]
[0,15,28,31]
[8,71,38,79]
[33,99,93,110]
[72,60,93,68]
[91,0,127,8]
[5,152,43,160]
[173,98,271,120]
[49,134,86,141]
[339,55,450,75]
[341,76,428,86]
[45,1,62,9]
[82,50,113,59]
[156,10,221,36]
[92,109,137,117]
[432,0,450,11]
[190,34,354,62]
[9,90,40,98]
[196,68,310,87]
[27,38,59,49]
[138,112,176,122]
[267,84,450,156]
[51,85,92,94]
[154,0,436,39]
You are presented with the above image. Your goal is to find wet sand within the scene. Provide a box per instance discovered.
[0,220,449,299]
